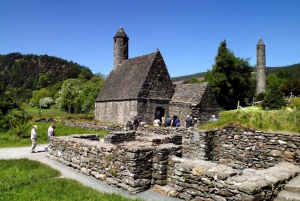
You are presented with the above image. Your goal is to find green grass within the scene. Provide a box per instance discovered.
[22,104,95,122]
[199,106,300,133]
[0,122,109,148]
[0,159,144,201]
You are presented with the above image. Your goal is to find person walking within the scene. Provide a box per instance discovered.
[30,125,38,153]
[45,123,55,150]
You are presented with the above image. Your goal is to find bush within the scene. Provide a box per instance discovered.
[0,109,32,135]
[256,92,265,101]
[261,86,286,110]
[39,97,54,108]
[290,97,300,108]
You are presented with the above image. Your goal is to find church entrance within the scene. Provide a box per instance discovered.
[155,107,165,121]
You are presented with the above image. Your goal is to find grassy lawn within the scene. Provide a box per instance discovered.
[199,105,300,133]
[0,159,144,201]
[0,122,109,148]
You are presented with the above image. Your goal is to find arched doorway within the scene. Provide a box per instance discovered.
[155,107,165,121]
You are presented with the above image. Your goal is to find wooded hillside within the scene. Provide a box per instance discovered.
[0,52,93,99]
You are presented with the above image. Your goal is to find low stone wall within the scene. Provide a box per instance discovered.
[48,122,300,200]
[182,123,300,170]
[47,133,182,194]
[165,158,300,201]
[64,120,124,131]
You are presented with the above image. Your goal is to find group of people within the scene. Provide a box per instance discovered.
[30,123,55,153]
[154,115,194,128]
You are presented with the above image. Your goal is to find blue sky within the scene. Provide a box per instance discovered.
[1,0,299,78]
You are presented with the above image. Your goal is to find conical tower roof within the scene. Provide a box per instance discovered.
[114,26,128,38]
[257,39,264,45]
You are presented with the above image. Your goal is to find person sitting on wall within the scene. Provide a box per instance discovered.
[175,117,180,127]
[185,115,193,128]
[210,115,218,122]
[171,116,177,127]
[133,116,140,130]
[153,119,161,126]
[166,116,172,127]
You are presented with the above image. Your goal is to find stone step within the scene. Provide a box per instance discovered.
[284,174,300,193]
[276,175,300,201]
[276,190,300,201]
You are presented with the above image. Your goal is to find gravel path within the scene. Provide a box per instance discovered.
[0,144,180,201]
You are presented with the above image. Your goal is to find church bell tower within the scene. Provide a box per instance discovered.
[113,27,129,70]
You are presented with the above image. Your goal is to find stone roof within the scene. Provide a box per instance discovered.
[257,39,264,45]
[114,27,128,38]
[95,51,159,102]
[171,82,210,104]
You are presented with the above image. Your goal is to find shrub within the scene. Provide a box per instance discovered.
[290,97,300,108]
[256,92,265,101]
[261,86,286,110]
[39,97,54,108]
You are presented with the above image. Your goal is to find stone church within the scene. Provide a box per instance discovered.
[95,27,219,125]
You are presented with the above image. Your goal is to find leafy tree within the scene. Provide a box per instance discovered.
[261,86,286,110]
[280,78,300,97]
[59,75,105,113]
[60,79,84,113]
[30,88,50,107]
[36,73,50,89]
[39,97,54,109]
[277,69,292,79]
[266,73,288,94]
[204,40,254,109]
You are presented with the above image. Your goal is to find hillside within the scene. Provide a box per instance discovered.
[171,63,300,83]
[0,52,93,99]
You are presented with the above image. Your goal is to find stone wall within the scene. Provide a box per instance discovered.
[166,157,300,201]
[183,123,300,170]
[47,133,182,194]
[48,123,300,200]
[137,99,170,125]
[94,100,138,125]
[169,102,219,126]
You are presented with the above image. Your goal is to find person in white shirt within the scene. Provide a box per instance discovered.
[153,119,161,126]
[30,125,38,153]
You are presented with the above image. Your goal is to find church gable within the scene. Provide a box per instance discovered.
[138,51,174,100]
[95,52,157,102]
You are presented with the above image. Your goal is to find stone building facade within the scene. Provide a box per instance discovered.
[95,27,219,125]
[256,39,266,95]
[170,83,220,124]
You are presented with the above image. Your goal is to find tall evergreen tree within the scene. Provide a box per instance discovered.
[204,40,254,109]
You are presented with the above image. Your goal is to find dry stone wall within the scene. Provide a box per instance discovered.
[166,158,300,201]
[182,123,300,170]
[47,133,182,194]
[48,122,300,200]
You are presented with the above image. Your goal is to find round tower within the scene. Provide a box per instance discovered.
[113,27,129,70]
[256,39,266,95]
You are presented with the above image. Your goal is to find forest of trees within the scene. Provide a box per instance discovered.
[0,52,93,102]
[0,53,105,131]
